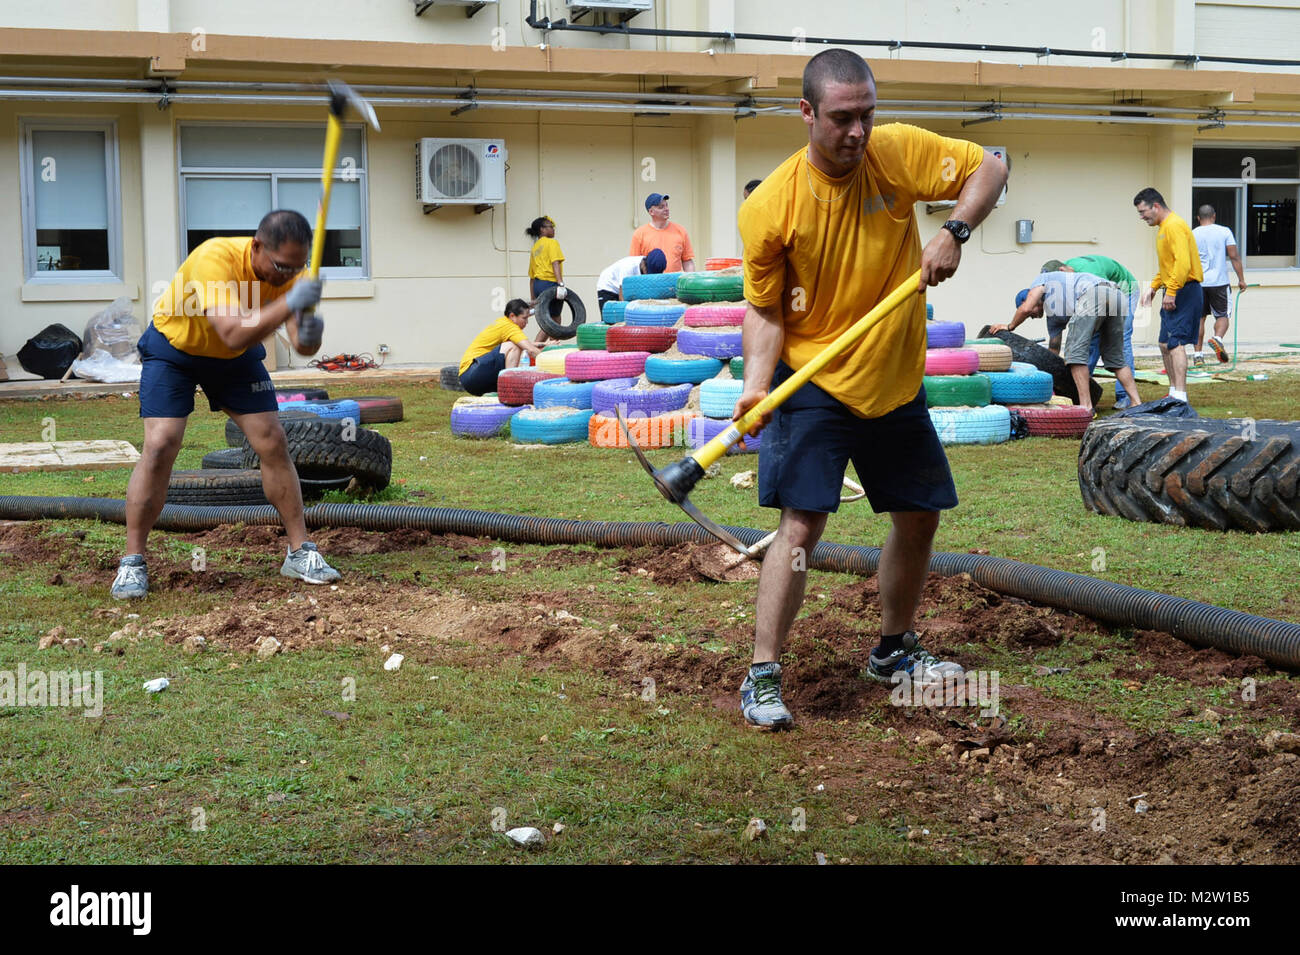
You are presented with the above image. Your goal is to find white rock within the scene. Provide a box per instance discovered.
[255,636,282,660]
[504,827,545,848]
[730,470,757,489]
[142,677,170,693]
[182,635,207,655]
[743,818,768,842]
[383,653,404,671]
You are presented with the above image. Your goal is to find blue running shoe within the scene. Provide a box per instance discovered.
[740,662,794,729]
[867,631,964,686]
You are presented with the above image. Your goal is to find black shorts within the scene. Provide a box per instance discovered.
[597,289,620,312]
[758,362,958,515]
[1202,285,1229,319]
[459,347,505,396]
[1159,281,1203,350]
[137,323,277,419]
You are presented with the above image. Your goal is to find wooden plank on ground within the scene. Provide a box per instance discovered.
[0,440,139,473]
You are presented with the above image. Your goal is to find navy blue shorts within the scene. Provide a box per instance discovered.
[758,362,958,514]
[459,347,505,396]
[1159,280,1202,349]
[137,323,277,419]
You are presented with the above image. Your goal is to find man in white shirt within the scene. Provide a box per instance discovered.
[595,248,666,314]
[1192,205,1247,364]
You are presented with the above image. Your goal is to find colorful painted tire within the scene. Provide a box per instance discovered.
[564,349,650,382]
[590,378,692,416]
[450,396,523,438]
[729,356,744,380]
[928,405,1011,446]
[589,410,695,449]
[224,409,321,447]
[924,348,980,376]
[676,326,743,359]
[926,320,965,348]
[332,396,404,424]
[985,363,1054,404]
[532,377,596,410]
[497,368,561,406]
[621,272,681,301]
[1007,403,1094,438]
[606,325,677,353]
[440,365,466,391]
[275,388,329,402]
[966,337,1006,346]
[625,300,685,327]
[602,300,628,324]
[966,342,1014,372]
[705,257,743,271]
[675,272,744,305]
[683,304,746,328]
[509,407,594,445]
[926,304,934,321]
[278,399,361,422]
[922,374,991,408]
[644,355,724,385]
[575,322,610,350]
[688,415,763,454]
[536,345,579,375]
[699,377,744,419]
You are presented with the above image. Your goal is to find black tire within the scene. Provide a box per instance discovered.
[275,387,329,401]
[977,327,1101,407]
[534,286,587,340]
[300,476,354,500]
[240,417,393,491]
[1078,416,1300,532]
[440,365,466,392]
[332,395,404,424]
[166,469,269,506]
[225,409,322,448]
[201,447,245,469]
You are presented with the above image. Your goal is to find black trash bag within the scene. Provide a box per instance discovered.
[17,324,83,379]
[1113,395,1199,419]
[1007,409,1030,440]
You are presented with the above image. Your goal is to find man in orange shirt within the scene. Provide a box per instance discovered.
[1134,188,1204,403]
[731,49,1007,729]
[629,193,696,272]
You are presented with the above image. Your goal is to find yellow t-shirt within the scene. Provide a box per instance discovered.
[528,237,565,282]
[738,124,986,419]
[459,317,528,374]
[1152,212,1204,296]
[151,236,293,359]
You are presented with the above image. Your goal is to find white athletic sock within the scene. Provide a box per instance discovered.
[1169,389,1187,402]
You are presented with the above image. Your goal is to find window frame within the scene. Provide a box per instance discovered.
[176,120,370,280]
[18,118,124,283]
[1192,142,1300,271]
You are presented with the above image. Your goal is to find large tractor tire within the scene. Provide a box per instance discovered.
[1078,416,1300,532]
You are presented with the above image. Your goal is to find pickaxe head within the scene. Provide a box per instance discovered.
[326,79,381,131]
[617,408,754,558]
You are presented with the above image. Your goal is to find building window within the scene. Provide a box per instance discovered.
[20,120,122,280]
[1192,146,1299,270]
[179,124,368,277]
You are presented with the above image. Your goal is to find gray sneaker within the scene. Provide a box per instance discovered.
[280,541,341,585]
[111,554,148,600]
[868,631,964,687]
[740,662,794,730]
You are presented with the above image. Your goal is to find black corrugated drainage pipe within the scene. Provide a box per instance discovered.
[3,495,1298,670]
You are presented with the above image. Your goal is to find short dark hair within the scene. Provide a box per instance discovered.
[256,210,312,249]
[524,217,554,239]
[802,49,874,115]
[1133,187,1166,209]
[505,298,530,318]
[1198,204,1216,219]
[743,178,763,197]
[1040,259,1067,273]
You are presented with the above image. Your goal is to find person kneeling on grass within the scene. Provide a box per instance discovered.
[457,299,545,396]
[112,209,342,600]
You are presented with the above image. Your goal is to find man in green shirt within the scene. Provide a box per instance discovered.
[1041,256,1139,409]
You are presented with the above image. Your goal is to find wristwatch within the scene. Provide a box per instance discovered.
[942,219,972,244]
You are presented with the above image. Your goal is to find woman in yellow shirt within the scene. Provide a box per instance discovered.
[526,216,565,341]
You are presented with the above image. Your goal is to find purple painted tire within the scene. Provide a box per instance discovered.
[676,326,744,359]
[688,415,763,454]
[926,321,966,349]
[450,397,524,438]
[590,377,693,416]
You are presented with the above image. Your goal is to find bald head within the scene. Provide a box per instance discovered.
[1198,204,1217,223]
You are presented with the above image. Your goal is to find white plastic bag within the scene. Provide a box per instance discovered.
[70,297,143,382]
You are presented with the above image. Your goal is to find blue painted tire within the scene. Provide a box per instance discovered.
[509,406,594,445]
[621,272,681,301]
[590,377,692,416]
[602,300,628,324]
[644,355,724,385]
[928,405,1011,445]
[926,320,965,349]
[450,397,523,438]
[625,301,686,327]
[676,326,743,359]
[532,377,596,410]
[278,399,361,422]
[926,303,934,321]
[699,377,744,419]
[984,362,1054,404]
[688,415,763,454]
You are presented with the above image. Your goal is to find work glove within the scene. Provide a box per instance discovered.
[296,311,324,353]
[555,284,567,301]
[285,277,323,313]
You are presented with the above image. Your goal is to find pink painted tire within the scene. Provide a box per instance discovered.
[683,304,746,327]
[564,349,651,382]
[924,348,980,376]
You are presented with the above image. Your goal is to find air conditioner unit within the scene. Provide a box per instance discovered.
[566,1,653,12]
[416,139,507,205]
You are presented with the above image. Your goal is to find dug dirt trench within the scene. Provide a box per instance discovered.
[4,521,1298,864]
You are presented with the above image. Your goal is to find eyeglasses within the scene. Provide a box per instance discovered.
[268,256,304,274]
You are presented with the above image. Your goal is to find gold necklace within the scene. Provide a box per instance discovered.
[805,152,853,204]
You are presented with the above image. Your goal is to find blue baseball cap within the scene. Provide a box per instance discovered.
[644,249,667,273]
[645,192,669,211]
[1015,288,1030,308]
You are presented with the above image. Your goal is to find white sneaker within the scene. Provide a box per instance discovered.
[280,542,341,584]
